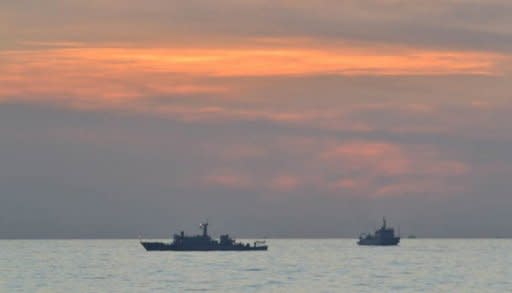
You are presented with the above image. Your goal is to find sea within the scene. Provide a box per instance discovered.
[1,239,511,292]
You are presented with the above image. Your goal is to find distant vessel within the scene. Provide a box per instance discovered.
[140,222,268,251]
[358,218,400,246]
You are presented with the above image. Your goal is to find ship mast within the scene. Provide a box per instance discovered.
[200,222,208,237]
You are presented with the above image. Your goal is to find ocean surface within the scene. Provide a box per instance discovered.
[1,239,511,292]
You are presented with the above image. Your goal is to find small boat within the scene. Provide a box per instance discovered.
[358,218,400,246]
[140,222,268,251]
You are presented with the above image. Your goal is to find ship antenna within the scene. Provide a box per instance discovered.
[383,217,386,229]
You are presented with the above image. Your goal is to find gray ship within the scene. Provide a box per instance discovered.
[140,222,268,251]
[358,218,400,246]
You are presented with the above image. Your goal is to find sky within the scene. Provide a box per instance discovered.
[1,0,512,238]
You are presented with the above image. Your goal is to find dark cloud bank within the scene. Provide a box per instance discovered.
[1,98,512,238]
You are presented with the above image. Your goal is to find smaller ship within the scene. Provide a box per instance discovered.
[140,222,268,251]
[358,218,400,246]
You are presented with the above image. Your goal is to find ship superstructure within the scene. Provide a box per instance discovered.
[358,218,400,246]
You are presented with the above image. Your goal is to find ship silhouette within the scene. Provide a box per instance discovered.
[140,222,268,251]
[358,218,400,246]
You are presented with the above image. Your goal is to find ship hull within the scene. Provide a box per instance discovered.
[357,238,400,246]
[140,241,268,251]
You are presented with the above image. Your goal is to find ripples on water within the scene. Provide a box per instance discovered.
[1,239,512,292]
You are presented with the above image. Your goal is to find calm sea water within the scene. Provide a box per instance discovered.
[1,239,511,292]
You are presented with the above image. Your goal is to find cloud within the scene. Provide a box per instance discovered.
[322,141,411,175]
[270,175,300,192]
[4,0,512,53]
[203,172,253,189]
[0,42,504,115]
[0,100,511,237]
[2,0,512,237]
[320,140,470,197]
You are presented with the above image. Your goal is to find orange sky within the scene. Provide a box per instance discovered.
[0,41,504,107]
